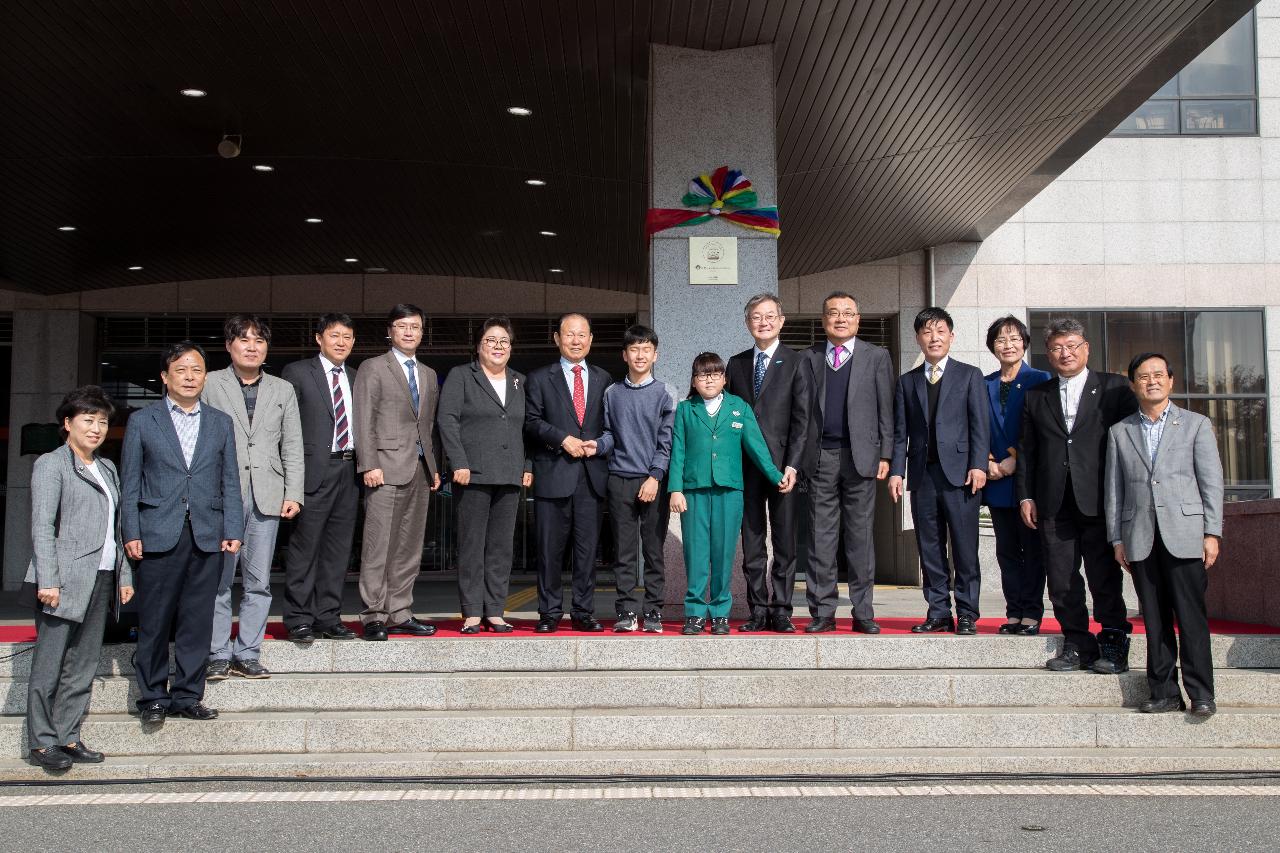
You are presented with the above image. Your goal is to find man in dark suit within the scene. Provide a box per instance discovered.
[121,341,243,724]
[889,307,989,635]
[280,313,361,643]
[524,312,614,632]
[726,293,808,632]
[354,304,442,640]
[1018,317,1136,673]
[799,291,894,634]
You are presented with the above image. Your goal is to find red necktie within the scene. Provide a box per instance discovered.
[572,365,586,426]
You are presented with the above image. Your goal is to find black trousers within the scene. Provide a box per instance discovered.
[456,483,520,617]
[535,469,603,620]
[134,521,221,711]
[607,474,668,616]
[806,447,877,619]
[1131,526,1214,702]
[1039,485,1129,657]
[989,505,1046,620]
[742,464,800,617]
[911,462,982,620]
[283,457,359,631]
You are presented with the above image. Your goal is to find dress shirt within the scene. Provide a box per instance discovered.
[83,460,117,572]
[753,339,781,364]
[924,355,951,383]
[166,396,202,468]
[1139,403,1172,466]
[703,393,724,417]
[488,372,508,405]
[560,357,589,397]
[319,354,355,451]
[825,338,856,369]
[1059,368,1089,432]
[392,349,421,395]
[623,374,655,389]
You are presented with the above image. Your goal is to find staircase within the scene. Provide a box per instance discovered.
[1,633,1278,781]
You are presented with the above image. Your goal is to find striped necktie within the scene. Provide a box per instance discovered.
[331,367,349,450]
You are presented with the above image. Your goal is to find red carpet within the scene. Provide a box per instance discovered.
[1,616,1276,643]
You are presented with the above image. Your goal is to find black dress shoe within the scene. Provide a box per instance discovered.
[1139,696,1187,713]
[287,624,316,644]
[772,614,797,634]
[852,619,881,634]
[681,616,707,635]
[139,702,167,724]
[955,616,977,636]
[710,617,731,635]
[387,617,437,636]
[998,621,1025,635]
[738,613,771,632]
[570,616,605,632]
[1020,621,1041,636]
[363,621,388,641]
[911,617,955,633]
[1190,699,1217,718]
[175,703,219,721]
[28,747,72,771]
[805,617,837,634]
[1046,646,1096,672]
[60,741,105,763]
[535,616,560,633]
[318,623,357,640]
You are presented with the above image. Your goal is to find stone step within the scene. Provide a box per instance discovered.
[4,669,1279,715]
[3,633,1277,677]
[5,707,1280,757]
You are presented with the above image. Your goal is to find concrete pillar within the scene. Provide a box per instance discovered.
[648,44,778,617]
[3,310,89,589]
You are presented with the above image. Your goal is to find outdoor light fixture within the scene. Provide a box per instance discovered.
[252,164,274,172]
[217,134,242,158]
[180,88,207,98]
[507,106,532,116]
[525,179,546,186]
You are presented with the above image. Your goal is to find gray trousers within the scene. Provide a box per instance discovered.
[26,571,111,749]
[806,446,877,619]
[455,483,520,617]
[360,462,430,625]
[211,502,279,662]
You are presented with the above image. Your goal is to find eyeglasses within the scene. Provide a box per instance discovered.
[1046,340,1087,356]
[391,323,423,333]
[694,371,724,380]
[823,310,859,320]
[748,313,781,324]
[993,336,1024,346]
[1134,372,1168,383]
[482,337,512,349]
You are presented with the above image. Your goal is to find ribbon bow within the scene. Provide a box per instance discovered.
[645,166,780,238]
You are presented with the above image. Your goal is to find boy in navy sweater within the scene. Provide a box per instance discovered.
[603,325,678,632]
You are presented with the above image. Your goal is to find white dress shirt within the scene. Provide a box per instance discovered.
[488,373,508,406]
[392,349,421,394]
[560,357,589,398]
[825,338,856,369]
[83,460,117,573]
[924,355,951,383]
[1059,368,1089,432]
[320,354,355,451]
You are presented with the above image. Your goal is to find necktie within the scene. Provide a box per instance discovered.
[571,364,586,426]
[753,351,768,397]
[832,345,846,369]
[331,366,349,450]
[405,358,420,415]
[928,363,941,384]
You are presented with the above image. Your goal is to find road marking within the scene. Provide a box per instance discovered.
[0,784,1275,807]
[504,585,538,611]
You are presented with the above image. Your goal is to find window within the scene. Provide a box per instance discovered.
[1028,309,1270,501]
[1111,12,1257,136]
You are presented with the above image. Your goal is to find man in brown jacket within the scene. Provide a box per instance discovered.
[354,304,442,640]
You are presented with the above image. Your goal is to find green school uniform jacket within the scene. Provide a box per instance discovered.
[668,393,784,492]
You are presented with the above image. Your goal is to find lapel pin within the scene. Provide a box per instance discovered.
[774,359,783,364]
[1091,388,1096,394]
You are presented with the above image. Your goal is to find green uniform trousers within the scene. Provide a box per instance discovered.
[681,485,743,619]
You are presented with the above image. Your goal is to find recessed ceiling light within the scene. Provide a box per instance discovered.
[525,179,546,186]
[180,88,207,98]
[100,362,110,366]
[539,230,557,237]
[507,106,532,116]
[128,265,143,271]
[252,164,274,172]
[305,217,323,223]
[343,257,359,263]
[58,225,76,232]
[364,266,388,273]
[549,268,564,273]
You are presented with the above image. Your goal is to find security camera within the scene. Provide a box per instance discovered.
[217,135,242,158]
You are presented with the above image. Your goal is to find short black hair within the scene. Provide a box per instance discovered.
[386,303,426,326]
[1127,352,1174,381]
[224,313,272,344]
[913,307,954,333]
[477,315,515,346]
[162,341,207,372]
[985,315,1030,355]
[623,324,659,348]
[687,351,726,399]
[56,385,116,426]
[315,312,355,337]
[822,291,859,312]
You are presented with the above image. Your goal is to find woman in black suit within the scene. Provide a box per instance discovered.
[437,317,532,632]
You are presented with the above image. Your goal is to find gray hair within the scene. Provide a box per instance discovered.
[743,293,784,320]
[1044,317,1087,345]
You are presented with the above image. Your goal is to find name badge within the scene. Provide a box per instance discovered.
[731,421,744,429]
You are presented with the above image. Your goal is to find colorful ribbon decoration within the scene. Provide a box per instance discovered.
[645,166,780,238]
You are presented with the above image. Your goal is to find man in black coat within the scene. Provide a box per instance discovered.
[524,313,615,632]
[1017,316,1137,673]
[726,293,808,632]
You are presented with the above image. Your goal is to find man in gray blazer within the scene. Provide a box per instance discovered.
[800,291,894,634]
[354,304,442,640]
[122,342,244,724]
[1106,352,1224,717]
[201,315,304,680]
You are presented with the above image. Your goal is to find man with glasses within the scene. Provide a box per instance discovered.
[800,291,894,633]
[353,304,442,640]
[1017,317,1136,672]
[726,294,808,632]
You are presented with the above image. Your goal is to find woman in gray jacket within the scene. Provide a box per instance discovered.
[25,386,133,770]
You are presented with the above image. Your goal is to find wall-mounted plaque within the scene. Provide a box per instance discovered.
[689,236,738,285]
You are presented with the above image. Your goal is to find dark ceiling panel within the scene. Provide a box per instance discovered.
[0,0,1258,295]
